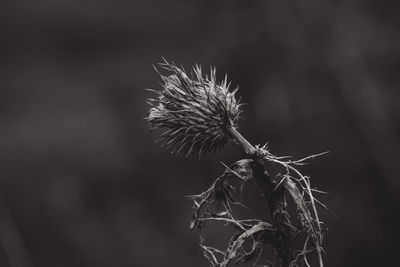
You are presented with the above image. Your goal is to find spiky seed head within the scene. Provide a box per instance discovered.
[147,60,242,158]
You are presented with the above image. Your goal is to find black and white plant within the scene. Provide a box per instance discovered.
[147,59,329,267]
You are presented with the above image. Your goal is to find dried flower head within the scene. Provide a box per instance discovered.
[147,60,242,157]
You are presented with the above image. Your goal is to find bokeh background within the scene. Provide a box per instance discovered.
[1,0,399,266]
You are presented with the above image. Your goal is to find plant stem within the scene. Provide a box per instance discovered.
[228,126,257,155]
[230,127,293,266]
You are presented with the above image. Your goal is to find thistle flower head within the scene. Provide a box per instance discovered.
[147,60,242,158]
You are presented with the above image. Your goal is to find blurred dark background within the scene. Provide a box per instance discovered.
[0,0,399,266]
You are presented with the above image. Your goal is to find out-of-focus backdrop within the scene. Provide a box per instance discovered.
[0,0,399,266]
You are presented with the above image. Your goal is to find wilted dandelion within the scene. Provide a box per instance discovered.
[147,59,242,157]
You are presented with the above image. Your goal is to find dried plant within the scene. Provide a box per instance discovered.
[147,60,241,158]
[147,59,329,267]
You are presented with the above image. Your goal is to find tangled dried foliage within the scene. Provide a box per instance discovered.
[147,60,329,267]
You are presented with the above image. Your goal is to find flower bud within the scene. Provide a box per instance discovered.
[147,60,242,157]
